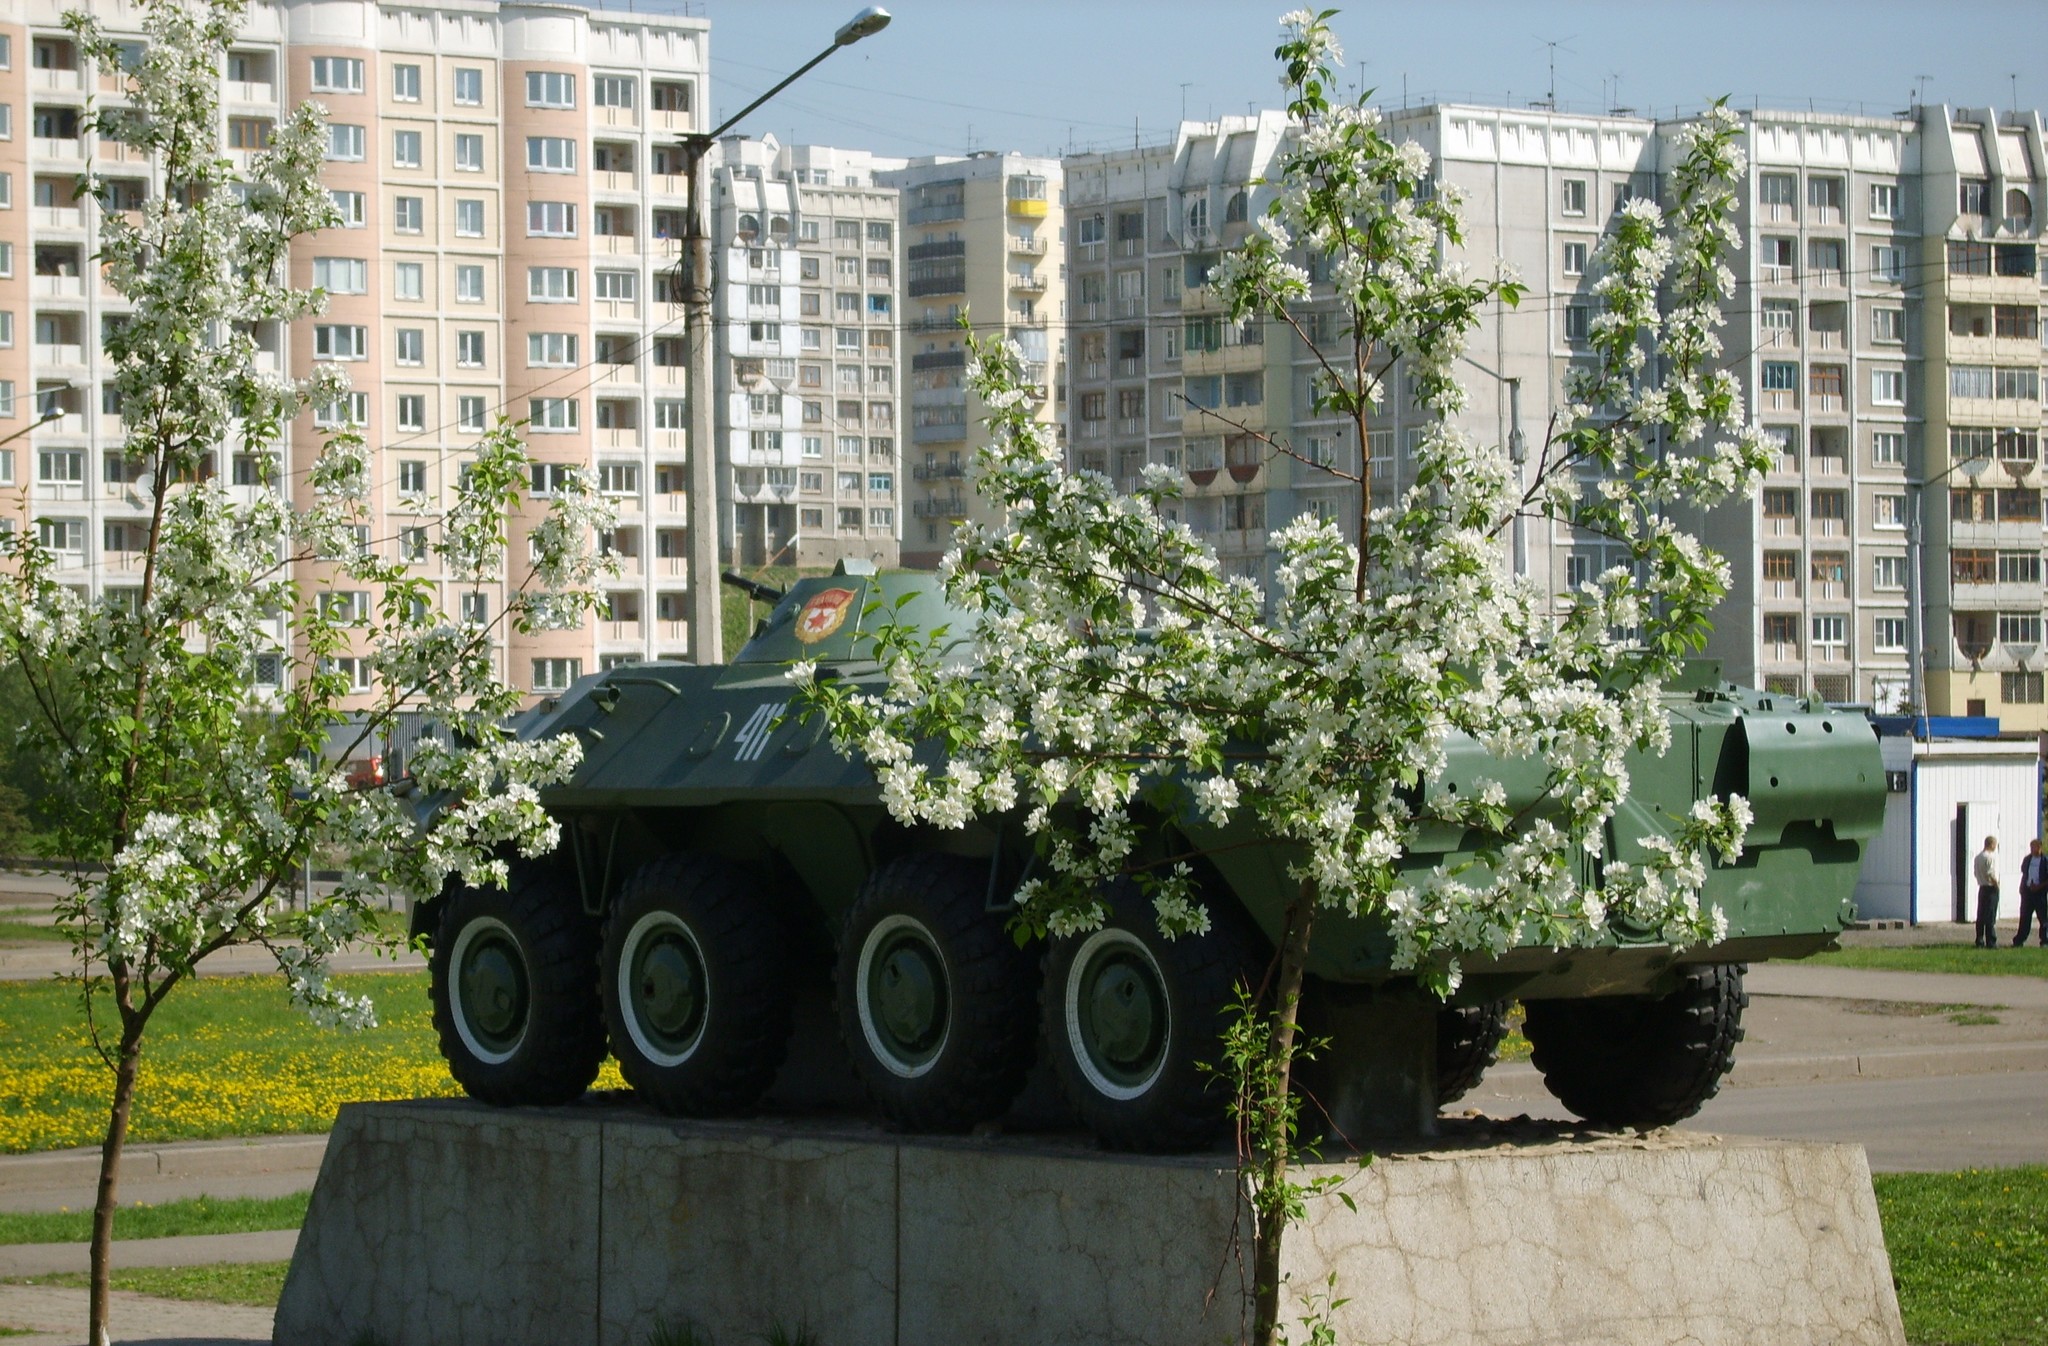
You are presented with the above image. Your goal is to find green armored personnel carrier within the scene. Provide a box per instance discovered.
[418,564,1886,1151]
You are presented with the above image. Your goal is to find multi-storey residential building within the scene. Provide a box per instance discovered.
[710,133,901,570]
[0,0,714,705]
[1064,103,2048,725]
[877,151,1065,569]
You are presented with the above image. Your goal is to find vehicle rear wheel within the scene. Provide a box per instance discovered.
[430,864,605,1106]
[1435,1000,1511,1107]
[1043,883,1260,1153]
[1521,963,1747,1128]
[601,853,796,1115]
[835,853,1039,1132]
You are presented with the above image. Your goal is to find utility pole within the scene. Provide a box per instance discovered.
[678,7,893,665]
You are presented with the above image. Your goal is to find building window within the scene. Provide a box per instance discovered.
[1960,179,1992,217]
[530,397,579,431]
[453,68,483,106]
[398,459,427,493]
[311,256,368,293]
[1871,307,1904,345]
[392,129,421,168]
[1870,369,1904,406]
[454,133,483,172]
[313,324,368,360]
[525,71,576,109]
[1869,183,1898,220]
[1872,554,1906,590]
[1873,617,1907,653]
[1562,303,1589,343]
[595,270,636,301]
[1872,431,1905,466]
[594,75,635,108]
[2004,672,2046,704]
[393,196,423,233]
[455,265,483,303]
[392,63,420,102]
[1811,615,1847,660]
[314,392,368,427]
[455,199,484,237]
[1871,246,1904,282]
[532,658,582,692]
[394,328,423,365]
[1559,178,1587,216]
[528,332,578,367]
[1561,241,1588,276]
[458,396,486,432]
[394,262,423,301]
[526,136,576,173]
[527,201,577,238]
[329,190,365,227]
[396,394,425,432]
[1761,361,1798,392]
[457,331,485,368]
[325,124,365,161]
[310,56,363,93]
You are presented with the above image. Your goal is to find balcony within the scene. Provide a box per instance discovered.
[33,343,85,367]
[224,79,275,104]
[1008,234,1047,256]
[912,495,967,519]
[32,275,86,299]
[912,462,965,481]
[33,136,84,163]
[1006,196,1048,219]
[33,207,84,231]
[908,200,964,226]
[31,68,85,93]
[1009,273,1046,294]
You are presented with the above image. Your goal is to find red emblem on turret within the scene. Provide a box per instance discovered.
[795,588,857,644]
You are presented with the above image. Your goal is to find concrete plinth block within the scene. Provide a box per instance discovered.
[277,1101,1905,1346]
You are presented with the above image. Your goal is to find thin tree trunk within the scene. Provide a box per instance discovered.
[1250,881,1317,1346]
[88,1002,144,1346]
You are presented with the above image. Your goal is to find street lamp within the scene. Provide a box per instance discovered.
[0,403,69,493]
[1904,445,1993,738]
[680,6,893,665]
[1458,355,1528,575]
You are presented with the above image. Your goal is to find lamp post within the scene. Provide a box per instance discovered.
[0,404,68,502]
[681,6,892,665]
[1458,355,1528,574]
[1904,447,1992,738]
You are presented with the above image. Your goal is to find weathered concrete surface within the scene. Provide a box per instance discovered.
[276,1100,1905,1346]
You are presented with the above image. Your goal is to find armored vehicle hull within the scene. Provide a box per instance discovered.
[418,568,1885,1150]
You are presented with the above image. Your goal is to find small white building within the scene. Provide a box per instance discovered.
[1854,726,2041,924]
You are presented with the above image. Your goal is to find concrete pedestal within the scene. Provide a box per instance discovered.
[276,1100,1905,1346]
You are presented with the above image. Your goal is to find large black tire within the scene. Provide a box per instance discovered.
[601,854,797,1116]
[1042,884,1261,1153]
[1521,963,1748,1128]
[429,864,606,1106]
[835,853,1039,1132]
[1435,1000,1511,1107]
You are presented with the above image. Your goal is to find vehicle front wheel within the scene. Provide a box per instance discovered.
[429,864,605,1106]
[835,853,1039,1132]
[601,853,796,1115]
[1043,883,1260,1153]
[1521,963,1747,1128]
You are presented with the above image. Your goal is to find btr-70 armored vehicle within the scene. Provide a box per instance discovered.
[418,564,1885,1151]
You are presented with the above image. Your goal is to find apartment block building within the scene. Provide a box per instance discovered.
[710,134,901,571]
[0,0,714,705]
[1063,103,2048,726]
[876,152,1064,569]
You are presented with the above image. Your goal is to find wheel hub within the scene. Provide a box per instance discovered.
[1068,932,1171,1098]
[864,925,949,1071]
[456,929,529,1056]
[631,931,706,1050]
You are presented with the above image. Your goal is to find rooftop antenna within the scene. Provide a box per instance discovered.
[2011,73,2020,117]
[1180,81,1192,124]
[1913,74,1931,107]
[1540,35,1576,110]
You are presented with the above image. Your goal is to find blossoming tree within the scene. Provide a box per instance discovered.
[0,3,611,1341]
[802,12,1766,1342]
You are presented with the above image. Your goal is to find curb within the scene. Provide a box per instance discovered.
[1491,1038,2048,1090]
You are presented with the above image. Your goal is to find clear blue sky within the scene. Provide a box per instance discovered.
[676,0,2048,159]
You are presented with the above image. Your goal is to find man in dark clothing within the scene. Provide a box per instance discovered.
[2016,838,2048,948]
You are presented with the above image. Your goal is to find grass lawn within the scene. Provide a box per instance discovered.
[0,917,67,945]
[1806,945,2048,980]
[1875,1166,2047,1346]
[0,1193,310,1246]
[0,971,624,1153]
[7,1261,289,1307]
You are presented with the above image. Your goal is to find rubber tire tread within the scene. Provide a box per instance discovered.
[429,865,606,1107]
[1043,883,1261,1154]
[1521,963,1748,1128]
[1435,1000,1511,1106]
[601,853,795,1116]
[835,853,1039,1133]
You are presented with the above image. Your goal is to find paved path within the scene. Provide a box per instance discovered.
[1746,960,2048,1008]
[0,1231,296,1279]
[0,944,424,983]
[0,1283,271,1345]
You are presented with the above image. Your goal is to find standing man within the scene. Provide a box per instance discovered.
[1973,835,2001,949]
[2016,837,2048,948]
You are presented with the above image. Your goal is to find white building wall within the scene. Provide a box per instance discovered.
[1900,739,2038,923]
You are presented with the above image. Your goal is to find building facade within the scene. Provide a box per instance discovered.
[0,0,715,706]
[710,134,902,572]
[877,152,1065,569]
[1062,103,2048,726]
